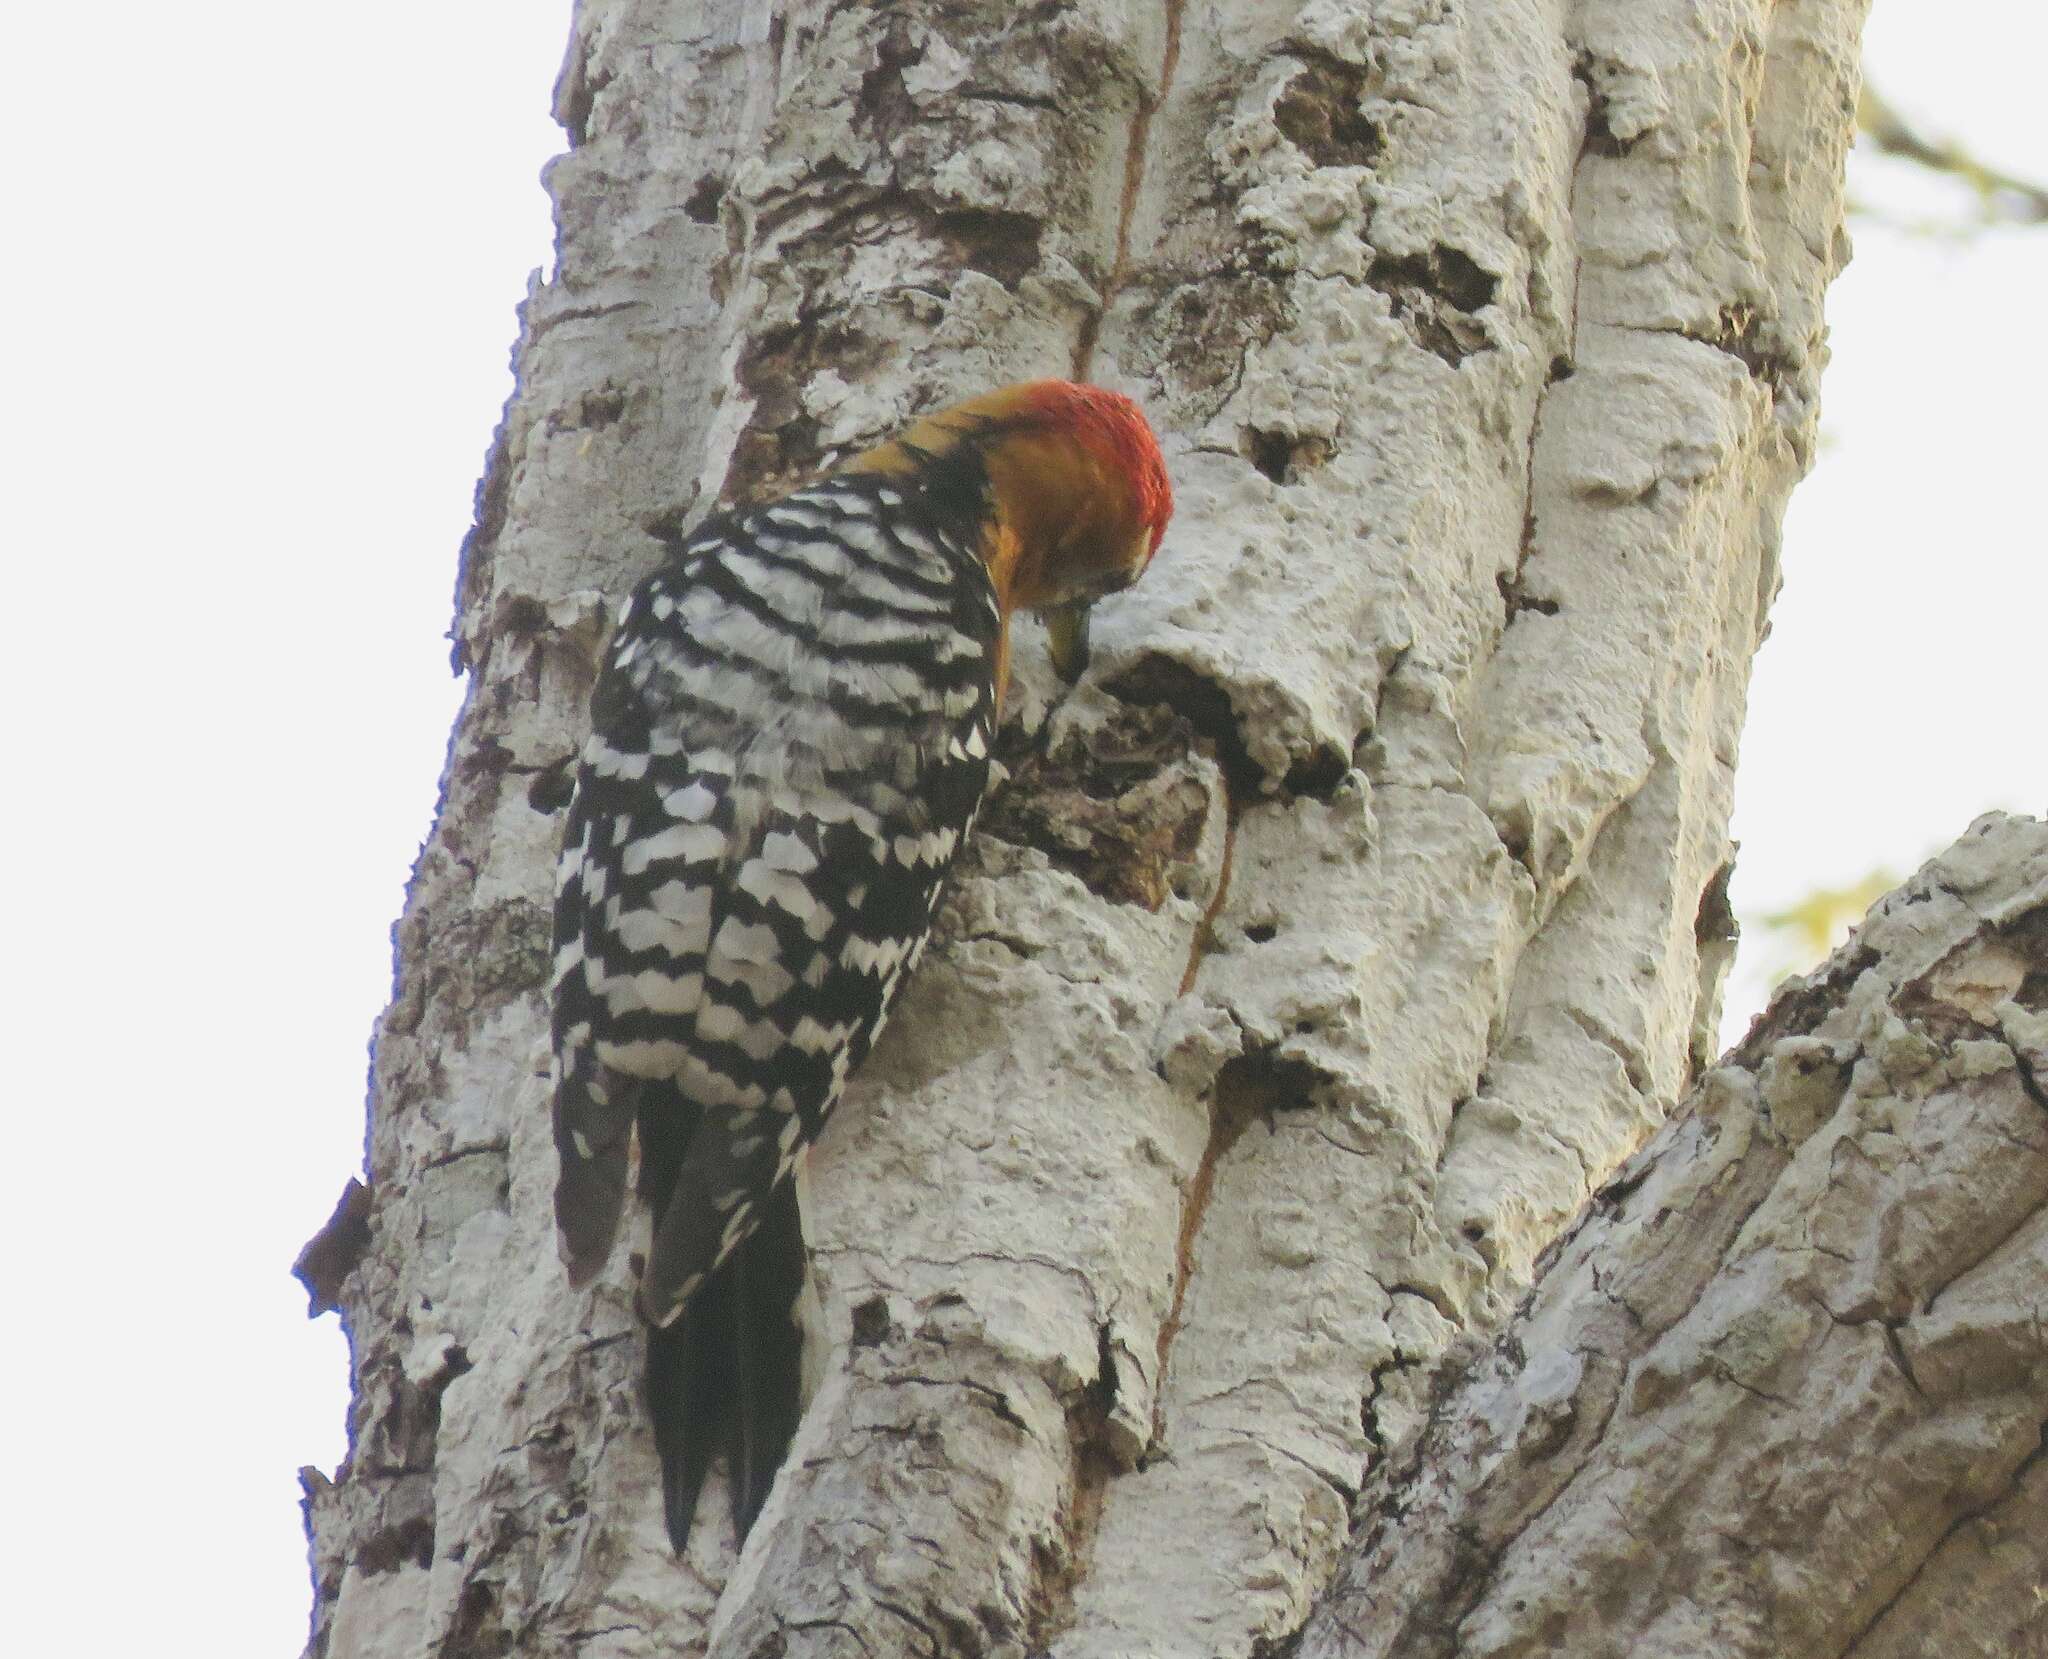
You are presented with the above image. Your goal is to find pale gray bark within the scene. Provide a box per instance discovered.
[1299,812,2048,1659]
[299,1,1899,1656]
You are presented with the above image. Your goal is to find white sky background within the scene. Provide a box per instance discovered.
[5,4,2041,1652]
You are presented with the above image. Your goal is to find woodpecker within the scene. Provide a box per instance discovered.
[549,380,1173,1551]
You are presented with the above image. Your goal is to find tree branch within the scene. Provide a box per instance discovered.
[1300,813,2048,1659]
[1859,84,2048,228]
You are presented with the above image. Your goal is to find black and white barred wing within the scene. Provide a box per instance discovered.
[551,482,998,1312]
[634,763,987,1328]
[548,629,723,1286]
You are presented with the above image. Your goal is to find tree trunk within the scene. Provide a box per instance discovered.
[296,2,1915,1656]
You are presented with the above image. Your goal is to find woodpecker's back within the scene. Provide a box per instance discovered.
[547,380,1171,1554]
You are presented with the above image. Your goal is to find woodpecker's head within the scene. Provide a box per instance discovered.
[849,380,1173,675]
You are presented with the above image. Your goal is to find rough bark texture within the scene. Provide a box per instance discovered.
[300,1,1875,1656]
[1300,812,2048,1659]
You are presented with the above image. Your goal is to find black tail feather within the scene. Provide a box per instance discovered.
[647,1298,717,1553]
[730,1176,808,1537]
[646,1176,811,1553]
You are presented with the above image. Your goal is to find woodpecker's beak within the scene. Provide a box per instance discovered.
[1045,600,1092,681]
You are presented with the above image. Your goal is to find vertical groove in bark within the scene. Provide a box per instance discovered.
[302,0,1871,1655]
[1071,0,1184,381]
[1298,814,2048,1659]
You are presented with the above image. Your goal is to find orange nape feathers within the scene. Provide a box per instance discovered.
[847,380,1174,619]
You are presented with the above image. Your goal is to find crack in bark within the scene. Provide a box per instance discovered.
[1839,1417,2048,1658]
[527,298,647,341]
[2007,1036,2048,1118]
[896,1374,1031,1435]
[786,1615,876,1656]
[956,87,1062,111]
[1710,1364,1799,1412]
[891,1250,1102,1298]
[1178,800,1238,997]
[1072,0,1184,380]
[1876,1317,1927,1400]
[872,1596,940,1657]
[1493,81,1588,634]
[1920,1189,2048,1319]
[1031,1319,1139,1652]
[421,1140,511,1173]
[1563,1005,1650,1098]
[1152,1018,1265,1415]
[1616,313,1793,403]
[1255,1431,1360,1506]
